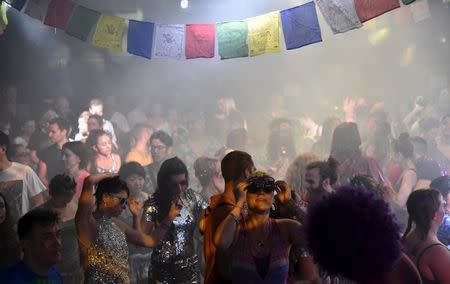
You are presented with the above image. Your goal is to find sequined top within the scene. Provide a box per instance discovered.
[143,188,207,283]
[84,216,129,284]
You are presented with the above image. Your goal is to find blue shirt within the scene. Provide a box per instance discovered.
[0,261,62,284]
[438,212,450,248]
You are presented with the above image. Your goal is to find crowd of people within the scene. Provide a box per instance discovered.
[1,88,450,283]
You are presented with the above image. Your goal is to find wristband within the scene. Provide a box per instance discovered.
[229,212,240,224]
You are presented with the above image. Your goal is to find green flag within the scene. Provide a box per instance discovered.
[217,21,248,60]
[65,5,100,41]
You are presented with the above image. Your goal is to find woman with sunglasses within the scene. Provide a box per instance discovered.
[214,171,314,283]
[75,173,181,283]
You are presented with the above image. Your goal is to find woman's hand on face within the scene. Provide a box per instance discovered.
[128,197,143,217]
[275,180,292,203]
[168,199,182,221]
[235,181,248,204]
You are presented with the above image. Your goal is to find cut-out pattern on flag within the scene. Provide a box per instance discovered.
[410,0,430,23]
[354,0,400,23]
[314,0,362,34]
[65,6,100,41]
[24,0,51,22]
[8,0,27,11]
[217,21,248,60]
[153,24,185,59]
[281,2,322,50]
[127,20,154,59]
[44,0,75,29]
[92,15,125,52]
[248,11,281,57]
[185,24,215,59]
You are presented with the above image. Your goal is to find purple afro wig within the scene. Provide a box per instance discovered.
[306,186,402,282]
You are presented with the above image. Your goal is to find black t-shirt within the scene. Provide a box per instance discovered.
[28,130,52,151]
[38,144,64,182]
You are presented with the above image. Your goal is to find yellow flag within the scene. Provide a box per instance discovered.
[248,11,281,57]
[92,15,125,52]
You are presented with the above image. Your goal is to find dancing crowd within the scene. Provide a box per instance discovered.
[1,88,450,283]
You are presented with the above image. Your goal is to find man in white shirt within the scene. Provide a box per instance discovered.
[0,131,46,223]
[88,98,118,148]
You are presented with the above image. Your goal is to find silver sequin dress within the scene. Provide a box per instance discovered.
[144,188,207,284]
[84,215,130,284]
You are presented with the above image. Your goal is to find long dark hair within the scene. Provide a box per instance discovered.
[402,189,442,241]
[330,122,362,162]
[153,157,188,222]
[0,192,20,269]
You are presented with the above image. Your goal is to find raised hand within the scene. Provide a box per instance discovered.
[128,197,143,217]
[235,181,248,204]
[275,180,292,203]
[168,198,182,221]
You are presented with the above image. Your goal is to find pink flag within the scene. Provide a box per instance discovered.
[354,0,400,22]
[185,24,215,59]
[44,0,75,29]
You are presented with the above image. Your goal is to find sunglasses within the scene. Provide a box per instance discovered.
[247,176,276,194]
[108,193,128,206]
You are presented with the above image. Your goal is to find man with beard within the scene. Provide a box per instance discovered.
[304,157,339,207]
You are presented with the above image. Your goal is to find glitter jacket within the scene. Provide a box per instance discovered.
[84,216,129,284]
[143,188,207,283]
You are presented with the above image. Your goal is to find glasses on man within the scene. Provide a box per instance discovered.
[108,193,128,206]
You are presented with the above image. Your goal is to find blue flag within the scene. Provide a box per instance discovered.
[127,20,154,59]
[281,1,322,50]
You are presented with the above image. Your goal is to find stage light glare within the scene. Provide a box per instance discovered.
[180,0,188,9]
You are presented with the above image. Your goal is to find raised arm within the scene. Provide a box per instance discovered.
[75,173,116,267]
[214,182,246,249]
[120,199,182,248]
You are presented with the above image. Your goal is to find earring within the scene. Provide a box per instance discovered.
[271,203,275,211]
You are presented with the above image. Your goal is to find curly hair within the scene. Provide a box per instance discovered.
[284,152,319,197]
[306,186,401,282]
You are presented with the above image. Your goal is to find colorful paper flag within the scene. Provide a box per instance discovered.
[65,6,100,41]
[185,24,215,59]
[24,0,51,22]
[314,0,362,34]
[153,24,185,59]
[8,0,27,11]
[410,0,430,22]
[92,15,125,52]
[248,11,281,57]
[217,21,248,60]
[354,0,400,23]
[43,0,75,29]
[281,2,322,50]
[127,20,154,59]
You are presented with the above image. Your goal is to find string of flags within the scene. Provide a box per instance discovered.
[3,0,430,60]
